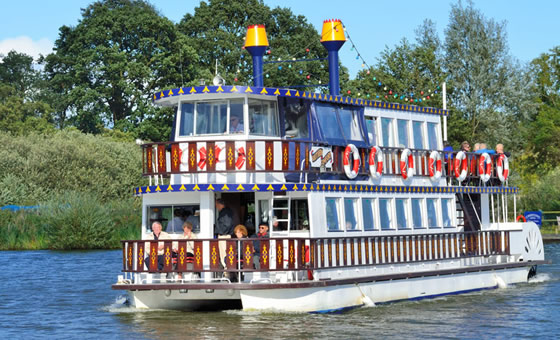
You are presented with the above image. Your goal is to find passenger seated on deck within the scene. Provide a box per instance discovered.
[173,221,198,280]
[251,222,269,269]
[145,221,171,271]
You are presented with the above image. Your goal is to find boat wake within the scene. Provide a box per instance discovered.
[101,295,164,313]
[529,273,552,284]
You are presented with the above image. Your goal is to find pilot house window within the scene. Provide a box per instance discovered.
[249,99,279,136]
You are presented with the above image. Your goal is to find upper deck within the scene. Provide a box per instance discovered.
[140,84,509,191]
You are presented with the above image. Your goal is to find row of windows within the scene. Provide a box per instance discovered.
[178,98,279,137]
[325,197,455,232]
[366,116,440,150]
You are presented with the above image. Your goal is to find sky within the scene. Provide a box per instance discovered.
[0,0,559,78]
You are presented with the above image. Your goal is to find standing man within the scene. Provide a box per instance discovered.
[215,198,234,271]
[252,222,269,269]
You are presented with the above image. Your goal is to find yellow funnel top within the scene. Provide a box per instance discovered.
[245,24,269,47]
[320,19,345,42]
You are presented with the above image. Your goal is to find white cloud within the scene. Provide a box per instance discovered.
[0,36,54,61]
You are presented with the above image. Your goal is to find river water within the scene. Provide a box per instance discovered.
[1,243,559,339]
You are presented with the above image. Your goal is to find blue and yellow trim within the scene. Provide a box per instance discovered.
[134,183,518,196]
[152,85,448,116]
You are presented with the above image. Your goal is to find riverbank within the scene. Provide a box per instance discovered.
[543,234,560,242]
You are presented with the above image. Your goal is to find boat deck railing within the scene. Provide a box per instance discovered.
[120,230,510,281]
[142,140,509,185]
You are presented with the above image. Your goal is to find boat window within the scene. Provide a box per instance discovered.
[179,103,194,136]
[147,205,199,233]
[397,119,409,148]
[196,101,227,135]
[381,118,394,147]
[272,198,289,232]
[316,103,342,139]
[344,198,359,230]
[228,99,245,134]
[396,198,409,229]
[379,198,392,230]
[442,198,453,228]
[426,198,438,228]
[290,199,309,231]
[338,106,364,141]
[411,198,424,229]
[284,98,309,138]
[427,122,439,150]
[258,199,270,225]
[412,121,424,149]
[249,99,279,136]
[326,198,341,231]
[362,198,375,230]
[365,117,377,145]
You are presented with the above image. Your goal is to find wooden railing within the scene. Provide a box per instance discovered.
[121,230,510,275]
[142,141,508,184]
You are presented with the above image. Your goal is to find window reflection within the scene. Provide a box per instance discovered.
[249,99,279,136]
[344,198,358,230]
[427,198,438,228]
[396,198,408,229]
[397,120,409,148]
[412,121,424,149]
[379,199,392,230]
[427,122,438,150]
[326,198,340,231]
[362,199,375,231]
[412,198,423,228]
[381,118,393,147]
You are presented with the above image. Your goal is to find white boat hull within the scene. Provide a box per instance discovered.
[130,289,241,311]
[240,266,531,313]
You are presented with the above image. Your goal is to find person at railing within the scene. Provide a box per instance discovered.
[229,114,244,133]
[230,225,249,282]
[251,222,269,270]
[495,143,510,157]
[173,221,198,280]
[145,221,171,271]
[475,143,495,155]
[216,198,234,273]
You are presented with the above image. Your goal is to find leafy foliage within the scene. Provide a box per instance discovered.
[178,0,330,91]
[43,0,198,139]
[443,0,536,148]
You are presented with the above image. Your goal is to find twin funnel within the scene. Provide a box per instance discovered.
[244,19,345,95]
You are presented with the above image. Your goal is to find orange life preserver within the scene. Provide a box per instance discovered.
[496,154,509,182]
[516,215,526,222]
[343,144,360,179]
[400,148,414,180]
[478,152,492,183]
[428,150,442,182]
[368,146,383,179]
[454,151,468,182]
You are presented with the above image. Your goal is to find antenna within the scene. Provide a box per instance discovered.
[212,58,226,86]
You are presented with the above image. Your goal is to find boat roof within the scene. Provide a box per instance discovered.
[152,85,448,117]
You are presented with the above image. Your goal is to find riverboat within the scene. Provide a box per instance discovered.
[112,20,546,313]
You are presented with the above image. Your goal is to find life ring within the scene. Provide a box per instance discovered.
[516,215,526,222]
[496,154,509,182]
[368,146,383,179]
[454,151,468,182]
[428,150,442,182]
[343,144,360,179]
[400,148,414,180]
[478,152,492,183]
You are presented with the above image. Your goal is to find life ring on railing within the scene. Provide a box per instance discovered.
[400,148,414,180]
[496,154,509,183]
[478,152,492,183]
[428,150,442,182]
[343,144,361,179]
[368,146,383,179]
[454,151,468,182]
[180,146,189,166]
[516,215,526,222]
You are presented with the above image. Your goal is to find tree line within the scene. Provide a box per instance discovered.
[1,0,559,212]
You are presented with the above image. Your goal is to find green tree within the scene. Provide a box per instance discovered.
[443,0,535,148]
[43,0,199,139]
[347,20,445,111]
[178,0,330,91]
